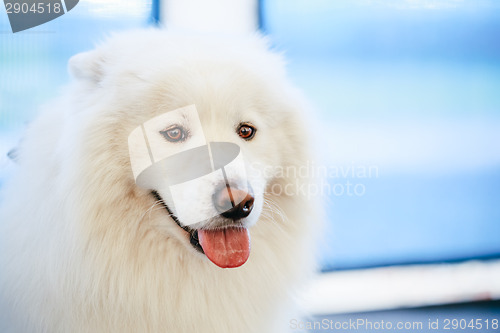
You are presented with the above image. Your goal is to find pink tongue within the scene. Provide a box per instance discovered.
[198,227,250,268]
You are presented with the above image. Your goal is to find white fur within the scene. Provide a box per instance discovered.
[0,29,319,333]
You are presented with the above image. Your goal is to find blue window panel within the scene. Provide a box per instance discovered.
[261,0,500,270]
[0,1,152,132]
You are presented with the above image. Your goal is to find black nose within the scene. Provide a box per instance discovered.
[213,185,254,219]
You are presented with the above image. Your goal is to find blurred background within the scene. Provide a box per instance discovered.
[1,0,499,330]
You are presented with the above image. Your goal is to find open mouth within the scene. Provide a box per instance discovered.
[151,191,251,268]
[151,191,204,252]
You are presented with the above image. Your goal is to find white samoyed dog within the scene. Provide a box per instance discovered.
[0,29,319,333]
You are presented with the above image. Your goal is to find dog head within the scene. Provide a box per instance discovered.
[68,30,310,268]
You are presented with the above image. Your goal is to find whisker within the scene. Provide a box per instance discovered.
[138,200,172,225]
[262,197,286,224]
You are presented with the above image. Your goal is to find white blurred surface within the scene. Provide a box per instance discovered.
[303,260,500,315]
[162,0,258,34]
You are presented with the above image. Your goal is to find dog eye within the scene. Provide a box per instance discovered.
[237,124,256,140]
[160,126,186,142]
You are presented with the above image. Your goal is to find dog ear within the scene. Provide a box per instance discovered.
[68,50,105,83]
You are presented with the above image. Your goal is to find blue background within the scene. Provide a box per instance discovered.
[261,0,500,270]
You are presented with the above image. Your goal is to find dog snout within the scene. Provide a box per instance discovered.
[213,185,254,219]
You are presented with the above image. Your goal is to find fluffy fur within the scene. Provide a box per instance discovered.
[0,29,318,333]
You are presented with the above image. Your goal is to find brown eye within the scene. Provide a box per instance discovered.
[160,126,186,142]
[237,124,256,140]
